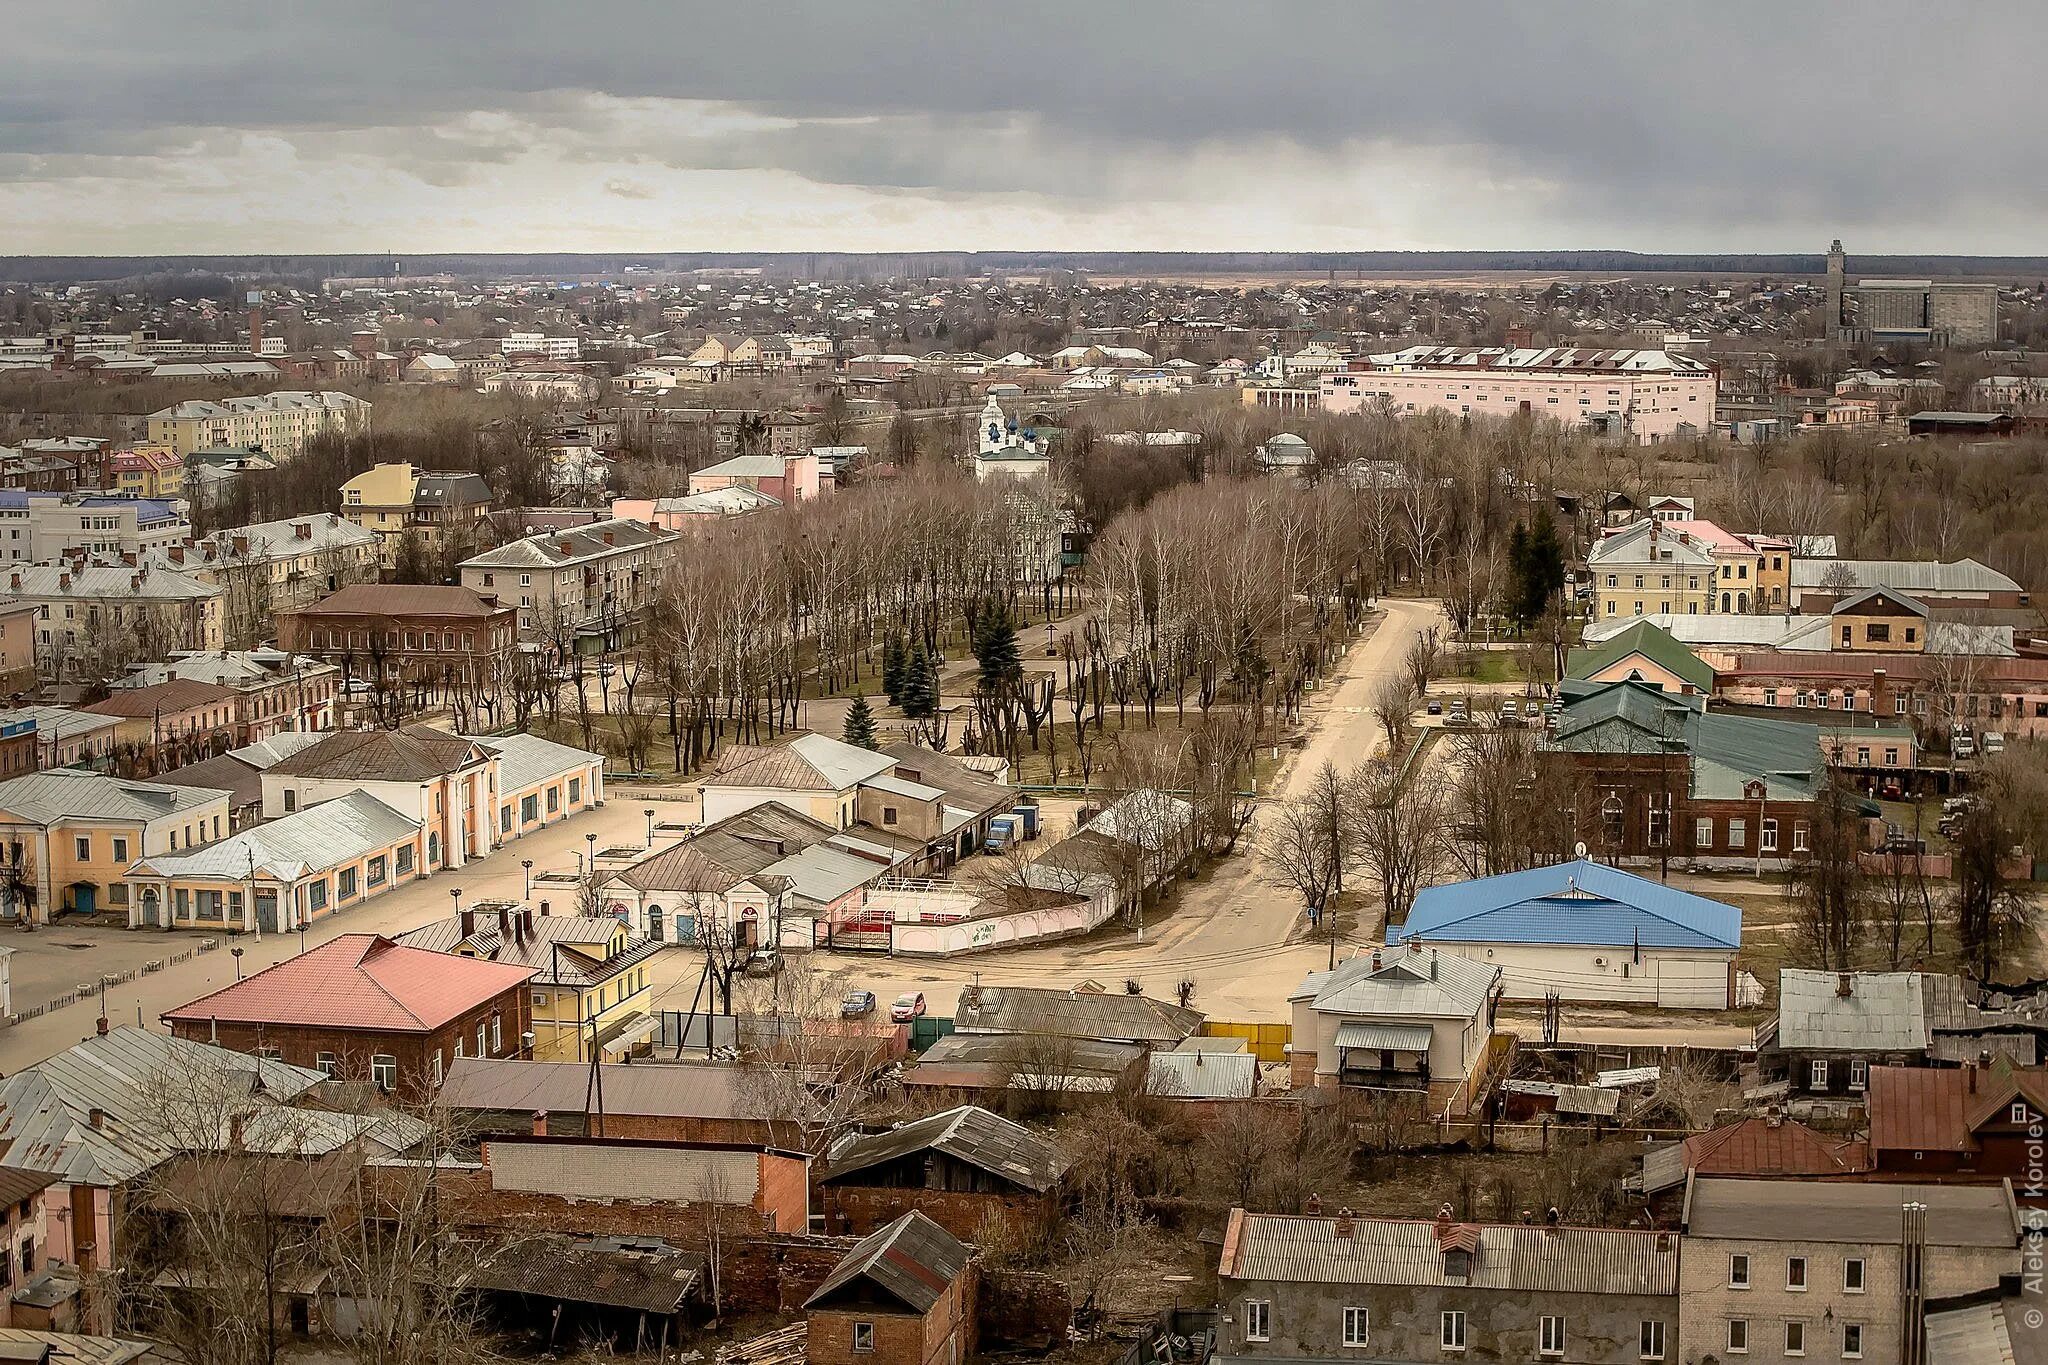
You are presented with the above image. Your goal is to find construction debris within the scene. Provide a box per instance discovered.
[717,1322,806,1365]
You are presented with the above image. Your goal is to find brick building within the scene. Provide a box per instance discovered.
[1544,680,1837,869]
[278,584,518,689]
[437,1056,783,1146]
[803,1211,975,1365]
[161,933,534,1099]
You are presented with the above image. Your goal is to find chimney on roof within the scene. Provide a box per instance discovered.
[1431,950,1440,981]
[1370,948,1382,971]
[1304,1192,1322,1215]
[1837,972,1854,999]
[531,1109,548,1138]
[1434,1203,1454,1238]
[1545,1206,1562,1231]
[57,572,69,592]
[1766,1105,1784,1128]
[86,1107,107,1131]
[95,1013,109,1037]
[1334,1208,1355,1239]
[232,535,249,556]
[1968,1061,1979,1094]
[497,904,512,943]
[7,573,17,591]
[293,522,311,540]
[459,906,475,940]
[168,547,183,566]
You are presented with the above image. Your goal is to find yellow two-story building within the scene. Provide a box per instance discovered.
[0,770,231,922]
[400,905,661,1062]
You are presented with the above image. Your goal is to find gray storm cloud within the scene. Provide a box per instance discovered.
[3,0,2042,253]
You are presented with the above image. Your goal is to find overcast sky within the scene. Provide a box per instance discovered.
[6,1,2043,256]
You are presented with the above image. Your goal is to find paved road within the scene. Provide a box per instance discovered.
[643,599,1453,1026]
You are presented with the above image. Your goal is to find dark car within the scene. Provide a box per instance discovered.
[840,989,877,1019]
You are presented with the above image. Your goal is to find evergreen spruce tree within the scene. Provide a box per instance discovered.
[881,635,906,705]
[971,602,1022,692]
[842,693,879,750]
[1505,522,1533,626]
[900,646,938,719]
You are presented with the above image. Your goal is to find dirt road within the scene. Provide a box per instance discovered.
[645,599,1453,1025]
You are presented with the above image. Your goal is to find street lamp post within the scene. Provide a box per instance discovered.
[522,860,534,898]
[644,807,656,847]
[230,946,244,981]
[450,886,463,928]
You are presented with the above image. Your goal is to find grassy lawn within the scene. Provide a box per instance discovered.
[1007,707,1291,789]
[1445,649,1538,686]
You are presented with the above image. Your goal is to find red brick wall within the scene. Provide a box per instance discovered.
[169,983,530,1101]
[820,1183,1047,1245]
[807,1269,975,1365]
[977,1268,1071,1352]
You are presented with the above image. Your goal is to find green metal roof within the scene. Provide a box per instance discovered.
[1566,620,1714,694]
[1549,680,1828,803]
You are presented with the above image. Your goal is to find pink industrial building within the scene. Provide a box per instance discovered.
[1320,346,1716,442]
[684,451,822,503]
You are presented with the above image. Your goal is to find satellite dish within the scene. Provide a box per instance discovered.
[1574,841,1588,858]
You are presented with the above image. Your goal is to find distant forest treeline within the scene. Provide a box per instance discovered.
[5,249,2048,286]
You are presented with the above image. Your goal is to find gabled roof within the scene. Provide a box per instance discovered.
[1219,1210,1677,1295]
[1679,1116,1867,1179]
[299,584,508,618]
[0,770,226,827]
[80,678,241,718]
[439,1057,773,1123]
[822,1105,1068,1193]
[1293,946,1499,1020]
[803,1211,969,1315]
[1867,1063,2048,1154]
[131,790,418,883]
[271,725,488,782]
[1791,556,2021,595]
[613,801,841,894]
[1565,620,1714,693]
[1775,969,1976,1052]
[466,732,599,792]
[163,934,535,1034]
[707,733,896,793]
[954,984,1203,1044]
[1393,860,1741,952]
[0,1028,325,1187]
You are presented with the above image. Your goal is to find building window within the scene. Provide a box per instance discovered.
[1761,819,1778,853]
[308,880,327,910]
[1843,1323,1863,1358]
[1787,1256,1807,1290]
[1727,1318,1749,1354]
[1809,1060,1828,1090]
[1844,1257,1865,1291]
[112,837,128,863]
[1729,1253,1750,1289]
[1695,817,1714,849]
[316,1051,339,1079]
[1640,1320,1666,1361]
[491,1013,502,1052]
[477,1022,488,1057]
[1538,1316,1565,1357]
[851,1322,874,1353]
[1785,1320,1806,1356]
[502,807,513,834]
[521,794,539,823]
[283,790,297,812]
[1440,1311,1466,1351]
[1342,1306,1368,1347]
[74,836,90,861]
[339,868,357,899]
[371,1054,397,1091]
[546,786,560,813]
[1849,1060,1868,1091]
[1244,1301,1270,1342]
[396,844,414,874]
[568,777,581,804]
[1764,688,1777,706]
[1793,820,1810,852]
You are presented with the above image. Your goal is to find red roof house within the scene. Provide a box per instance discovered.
[164,933,535,1097]
[1867,1063,2048,1187]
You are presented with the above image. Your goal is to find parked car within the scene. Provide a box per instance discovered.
[341,678,377,698]
[1983,731,2007,755]
[840,989,877,1019]
[889,991,927,1022]
[1953,734,1977,760]
[1426,699,1443,716]
[743,948,782,978]
[1500,699,1520,720]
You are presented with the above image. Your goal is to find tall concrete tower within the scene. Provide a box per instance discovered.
[1825,239,1846,338]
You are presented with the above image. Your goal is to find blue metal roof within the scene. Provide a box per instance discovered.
[1391,860,1741,951]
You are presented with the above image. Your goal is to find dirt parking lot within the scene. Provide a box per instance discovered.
[1,922,226,1017]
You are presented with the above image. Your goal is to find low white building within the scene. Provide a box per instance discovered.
[1389,859,1742,1010]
